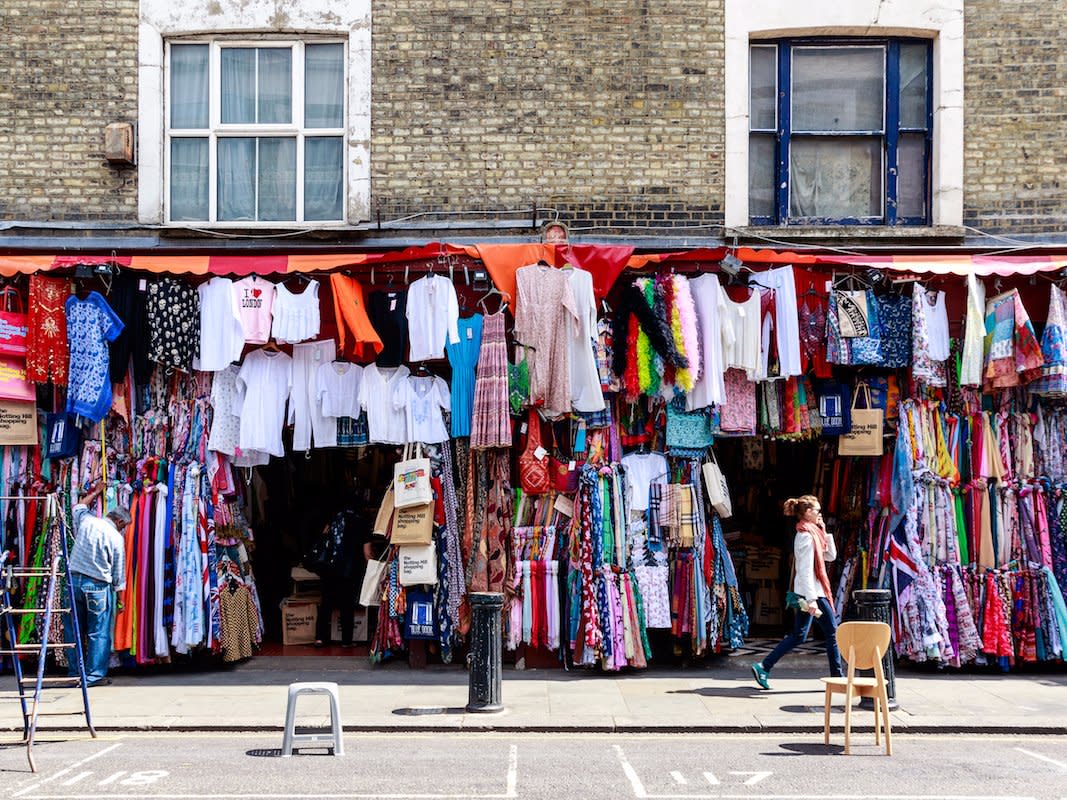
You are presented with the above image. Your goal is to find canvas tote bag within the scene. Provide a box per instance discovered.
[838,384,884,457]
[391,501,435,546]
[701,448,733,519]
[359,551,390,607]
[398,543,438,587]
[393,443,433,509]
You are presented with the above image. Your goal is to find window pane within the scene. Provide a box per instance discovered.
[899,43,928,129]
[169,138,208,220]
[897,133,926,219]
[257,137,296,221]
[305,44,344,128]
[170,44,208,129]
[221,48,256,124]
[789,137,882,219]
[749,134,775,220]
[257,48,292,124]
[749,45,776,131]
[218,137,256,221]
[792,47,884,132]
[304,137,344,220]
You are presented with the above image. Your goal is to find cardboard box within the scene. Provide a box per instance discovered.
[754,586,784,626]
[329,608,370,643]
[280,597,318,645]
[746,546,782,580]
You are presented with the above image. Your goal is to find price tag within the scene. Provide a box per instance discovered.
[534,446,547,461]
[138,278,147,291]
[554,495,575,518]
[737,305,745,318]
[568,460,576,471]
[466,328,473,340]
[390,298,397,312]
[520,422,527,434]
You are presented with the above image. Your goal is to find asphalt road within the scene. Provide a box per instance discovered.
[1,731,1065,799]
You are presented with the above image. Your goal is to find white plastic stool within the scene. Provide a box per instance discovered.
[281,682,344,757]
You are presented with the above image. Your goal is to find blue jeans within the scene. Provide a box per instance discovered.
[65,573,112,683]
[762,597,843,677]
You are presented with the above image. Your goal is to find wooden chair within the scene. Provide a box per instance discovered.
[820,621,892,755]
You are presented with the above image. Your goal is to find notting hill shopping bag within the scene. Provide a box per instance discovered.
[0,287,28,357]
[393,443,432,509]
[391,501,435,546]
[398,544,438,587]
[0,356,35,402]
[838,384,884,457]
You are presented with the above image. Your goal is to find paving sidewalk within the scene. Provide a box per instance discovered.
[2,656,1067,735]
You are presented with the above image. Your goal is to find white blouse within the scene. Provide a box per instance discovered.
[271,280,321,344]
[195,277,245,372]
[358,364,411,444]
[406,274,459,361]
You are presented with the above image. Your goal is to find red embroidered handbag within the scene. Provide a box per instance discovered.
[518,410,550,495]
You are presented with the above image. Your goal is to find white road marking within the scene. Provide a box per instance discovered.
[1016,747,1067,771]
[13,742,124,798]
[670,772,687,785]
[505,745,518,799]
[613,745,649,798]
[97,772,126,786]
[59,773,93,787]
[703,772,720,786]
[730,772,773,786]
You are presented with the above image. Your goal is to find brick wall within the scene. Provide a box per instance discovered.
[963,1,1067,235]
[370,0,726,231]
[0,0,139,222]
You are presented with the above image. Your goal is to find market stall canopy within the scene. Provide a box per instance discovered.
[1,246,1064,297]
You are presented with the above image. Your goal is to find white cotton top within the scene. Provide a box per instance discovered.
[792,528,838,601]
[621,451,670,512]
[721,291,762,377]
[208,364,241,456]
[195,277,246,372]
[233,276,276,345]
[271,280,321,344]
[406,274,459,361]
[687,273,728,409]
[922,290,951,361]
[394,374,451,444]
[317,361,363,419]
[760,265,802,378]
[235,349,293,459]
[564,268,606,413]
[358,364,411,444]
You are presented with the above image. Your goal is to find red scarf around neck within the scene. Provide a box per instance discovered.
[797,520,834,612]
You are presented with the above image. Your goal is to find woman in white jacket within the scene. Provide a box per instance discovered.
[751,495,843,689]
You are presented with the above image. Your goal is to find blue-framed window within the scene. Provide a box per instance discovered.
[749,38,933,226]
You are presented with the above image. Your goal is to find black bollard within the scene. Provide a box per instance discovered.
[852,588,898,711]
[466,592,505,713]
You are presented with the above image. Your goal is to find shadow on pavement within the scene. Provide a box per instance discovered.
[669,687,818,699]
[762,741,844,756]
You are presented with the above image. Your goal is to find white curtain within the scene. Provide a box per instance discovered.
[170,44,208,129]
[257,137,296,221]
[221,48,255,124]
[218,137,256,221]
[170,138,208,220]
[304,137,343,220]
[257,49,292,124]
[789,137,880,219]
[791,47,883,133]
[304,44,344,129]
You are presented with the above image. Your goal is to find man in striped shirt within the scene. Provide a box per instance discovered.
[66,482,129,686]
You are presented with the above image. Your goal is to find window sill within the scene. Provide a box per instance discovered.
[729,225,966,244]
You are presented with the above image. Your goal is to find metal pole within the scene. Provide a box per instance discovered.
[466,592,504,714]
[852,588,898,711]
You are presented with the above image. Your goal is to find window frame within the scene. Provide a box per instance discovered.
[749,37,933,227]
[164,37,349,227]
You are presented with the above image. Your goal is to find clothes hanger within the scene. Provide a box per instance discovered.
[478,287,510,315]
[261,341,282,353]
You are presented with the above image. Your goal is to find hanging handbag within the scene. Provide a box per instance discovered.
[398,543,438,586]
[393,442,433,510]
[816,382,852,436]
[391,501,435,546]
[517,409,550,495]
[359,551,390,607]
[548,419,582,494]
[403,587,438,639]
[0,287,28,358]
[838,383,884,457]
[45,412,80,460]
[0,356,34,403]
[701,447,733,519]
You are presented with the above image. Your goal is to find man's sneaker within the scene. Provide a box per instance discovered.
[751,662,770,690]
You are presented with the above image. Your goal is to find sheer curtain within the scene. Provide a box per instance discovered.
[221,48,255,124]
[258,137,296,221]
[304,137,343,220]
[789,138,881,219]
[257,49,292,124]
[304,44,344,128]
[218,138,256,221]
[170,44,208,129]
[170,138,208,220]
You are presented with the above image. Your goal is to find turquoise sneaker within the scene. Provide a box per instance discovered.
[751,662,770,690]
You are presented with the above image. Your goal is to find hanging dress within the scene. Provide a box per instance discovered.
[469,311,511,449]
